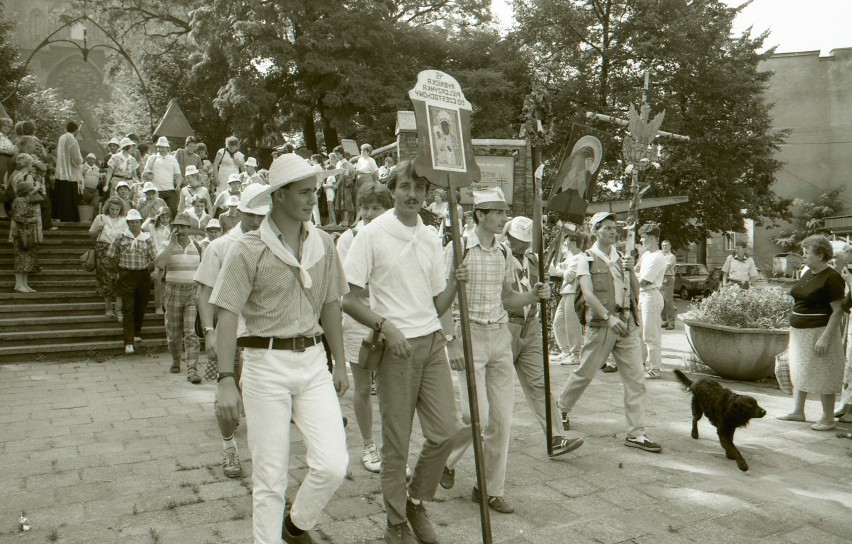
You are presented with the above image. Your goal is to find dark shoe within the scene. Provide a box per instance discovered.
[282,524,315,544]
[625,435,662,453]
[549,436,584,457]
[170,363,180,374]
[439,466,455,489]
[472,487,514,514]
[602,364,618,373]
[187,370,201,384]
[561,412,570,431]
[384,522,414,544]
[342,416,348,428]
[406,499,437,544]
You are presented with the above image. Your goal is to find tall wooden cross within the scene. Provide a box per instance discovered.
[586,72,689,317]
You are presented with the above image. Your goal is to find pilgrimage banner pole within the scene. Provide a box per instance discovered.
[408,70,492,543]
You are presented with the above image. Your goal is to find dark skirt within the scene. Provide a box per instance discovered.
[52,179,80,222]
[95,241,119,297]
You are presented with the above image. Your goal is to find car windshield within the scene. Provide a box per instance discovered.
[680,265,709,276]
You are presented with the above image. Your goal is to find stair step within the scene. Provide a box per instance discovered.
[0,280,98,291]
[0,312,164,331]
[0,301,158,315]
[0,326,166,346]
[0,291,105,303]
[0,247,94,256]
[0,339,169,362]
[0,257,81,266]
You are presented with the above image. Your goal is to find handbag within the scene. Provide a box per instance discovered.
[775,348,793,395]
[80,248,97,272]
[17,224,34,251]
[358,323,385,371]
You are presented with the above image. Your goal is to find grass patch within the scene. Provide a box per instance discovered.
[679,353,716,376]
[148,527,160,543]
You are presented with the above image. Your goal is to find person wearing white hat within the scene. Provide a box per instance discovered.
[210,154,348,542]
[549,229,585,367]
[502,217,584,457]
[217,194,240,233]
[106,208,156,355]
[240,156,263,186]
[81,152,102,211]
[342,160,468,544]
[53,121,84,222]
[143,137,182,218]
[194,183,269,480]
[174,136,201,182]
[556,212,663,453]
[109,180,134,215]
[106,138,139,200]
[178,164,213,215]
[213,172,243,216]
[212,136,245,196]
[440,188,550,516]
[201,218,222,249]
[137,182,168,221]
[155,212,204,383]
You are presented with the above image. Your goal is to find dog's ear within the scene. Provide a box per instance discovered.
[727,396,753,427]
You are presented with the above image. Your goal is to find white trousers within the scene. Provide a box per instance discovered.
[240,345,348,543]
[639,289,664,370]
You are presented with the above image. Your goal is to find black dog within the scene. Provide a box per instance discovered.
[673,369,766,471]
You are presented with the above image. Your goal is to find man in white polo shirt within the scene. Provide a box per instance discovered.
[211,155,348,544]
[635,223,666,379]
[194,184,268,479]
[155,212,203,382]
[343,160,467,544]
[144,136,182,217]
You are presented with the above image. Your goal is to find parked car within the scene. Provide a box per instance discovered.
[674,263,710,299]
[704,267,770,296]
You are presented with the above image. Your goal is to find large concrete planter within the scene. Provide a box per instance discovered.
[682,318,789,381]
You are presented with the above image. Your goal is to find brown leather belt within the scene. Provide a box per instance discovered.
[237,335,324,352]
[508,315,526,324]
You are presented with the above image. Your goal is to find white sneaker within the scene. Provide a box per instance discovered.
[405,464,413,480]
[124,345,135,354]
[361,444,381,473]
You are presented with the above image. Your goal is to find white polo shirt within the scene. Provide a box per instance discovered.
[637,249,666,290]
[145,153,181,192]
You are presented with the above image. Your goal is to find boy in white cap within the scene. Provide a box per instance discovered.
[241,156,262,185]
[178,164,213,214]
[218,195,240,233]
[144,136,182,217]
[81,153,102,210]
[111,180,134,214]
[211,155,348,543]
[503,216,584,457]
[195,183,269,479]
[155,212,204,382]
[343,161,467,544]
[556,212,662,453]
[440,187,550,516]
[201,218,221,250]
[137,182,168,220]
[106,208,156,354]
[213,173,242,216]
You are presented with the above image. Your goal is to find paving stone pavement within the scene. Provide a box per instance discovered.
[1,328,851,544]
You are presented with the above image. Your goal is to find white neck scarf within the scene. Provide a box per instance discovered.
[589,242,623,282]
[124,228,151,250]
[259,217,324,288]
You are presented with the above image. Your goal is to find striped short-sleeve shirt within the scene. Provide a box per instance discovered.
[164,240,201,284]
[209,225,348,338]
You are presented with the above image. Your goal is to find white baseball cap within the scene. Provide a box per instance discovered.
[206,219,221,230]
[506,216,533,243]
[184,165,199,176]
[142,182,157,193]
[126,209,143,221]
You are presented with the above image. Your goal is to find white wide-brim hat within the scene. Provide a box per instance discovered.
[245,157,258,168]
[155,136,170,148]
[248,154,341,208]
[115,181,130,190]
[239,183,272,215]
[108,137,121,146]
[228,173,242,184]
[185,165,199,176]
[119,137,135,149]
[226,195,240,207]
[142,182,157,193]
[126,209,143,221]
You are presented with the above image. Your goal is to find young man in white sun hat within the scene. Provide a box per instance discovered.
[211,154,348,543]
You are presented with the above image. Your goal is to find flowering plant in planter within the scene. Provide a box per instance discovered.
[688,286,792,330]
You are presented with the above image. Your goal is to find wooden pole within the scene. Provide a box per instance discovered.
[531,151,554,457]
[446,175,493,543]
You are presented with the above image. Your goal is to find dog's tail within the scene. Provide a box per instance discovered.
[673,369,694,391]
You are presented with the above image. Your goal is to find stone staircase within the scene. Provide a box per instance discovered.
[0,221,166,362]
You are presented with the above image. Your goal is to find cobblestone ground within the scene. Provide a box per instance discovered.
[1,335,851,543]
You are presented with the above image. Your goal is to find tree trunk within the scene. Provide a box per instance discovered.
[320,104,339,152]
[598,0,611,110]
[303,110,318,155]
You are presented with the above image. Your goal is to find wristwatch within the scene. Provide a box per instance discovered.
[217,372,235,382]
[445,334,457,342]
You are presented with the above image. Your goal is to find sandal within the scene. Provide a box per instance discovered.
[116,314,123,323]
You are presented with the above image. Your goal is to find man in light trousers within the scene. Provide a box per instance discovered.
[635,223,666,379]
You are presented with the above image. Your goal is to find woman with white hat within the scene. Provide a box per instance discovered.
[212,172,242,216]
[240,156,262,186]
[185,194,212,241]
[217,195,240,233]
[9,164,42,293]
[106,138,139,197]
[137,182,168,221]
[90,197,127,319]
[211,136,245,196]
[178,164,213,215]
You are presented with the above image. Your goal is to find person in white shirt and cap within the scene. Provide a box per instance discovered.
[106,138,139,199]
[218,194,241,233]
[438,186,550,516]
[241,156,263,186]
[210,154,348,543]
[111,180,134,215]
[503,216,584,457]
[201,218,222,250]
[81,152,102,209]
[143,136,182,217]
[556,212,663,453]
[137,182,168,221]
[213,173,243,216]
[194,183,269,480]
[178,164,213,215]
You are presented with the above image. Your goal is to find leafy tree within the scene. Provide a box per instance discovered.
[772,188,845,253]
[513,0,790,248]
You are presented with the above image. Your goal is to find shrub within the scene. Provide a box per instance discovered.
[689,286,791,330]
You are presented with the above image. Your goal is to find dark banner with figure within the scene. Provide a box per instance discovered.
[544,124,611,223]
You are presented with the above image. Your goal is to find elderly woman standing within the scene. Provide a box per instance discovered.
[0,117,17,218]
[90,197,127,318]
[212,137,244,196]
[10,171,43,293]
[778,235,846,431]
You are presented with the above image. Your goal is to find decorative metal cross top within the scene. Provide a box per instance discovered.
[585,71,689,317]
